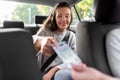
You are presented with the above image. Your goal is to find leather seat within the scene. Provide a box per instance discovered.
[35,15,47,24]
[3,21,24,28]
[0,28,42,80]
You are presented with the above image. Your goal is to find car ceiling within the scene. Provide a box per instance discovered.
[4,0,81,6]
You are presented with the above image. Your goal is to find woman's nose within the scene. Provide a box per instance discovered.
[62,16,66,21]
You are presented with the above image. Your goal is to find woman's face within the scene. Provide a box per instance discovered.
[55,7,71,32]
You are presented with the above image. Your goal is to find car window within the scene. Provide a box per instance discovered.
[75,0,95,21]
[0,1,52,27]
[0,0,94,28]
[70,7,79,27]
[70,0,94,28]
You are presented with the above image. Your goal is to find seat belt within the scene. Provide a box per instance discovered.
[41,30,70,72]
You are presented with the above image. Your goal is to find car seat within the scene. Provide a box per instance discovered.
[0,28,42,80]
[3,21,24,28]
[35,15,47,25]
[76,0,120,76]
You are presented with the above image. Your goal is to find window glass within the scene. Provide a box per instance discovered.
[75,0,94,21]
[0,0,94,27]
[70,7,79,27]
[0,1,52,27]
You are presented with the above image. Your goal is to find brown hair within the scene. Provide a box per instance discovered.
[41,1,73,31]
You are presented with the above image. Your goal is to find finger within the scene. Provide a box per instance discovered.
[42,46,54,56]
[48,37,58,47]
[34,39,40,48]
[42,48,52,54]
[44,48,53,53]
[37,39,42,45]
[72,63,86,72]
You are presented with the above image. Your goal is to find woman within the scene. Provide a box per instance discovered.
[34,2,76,80]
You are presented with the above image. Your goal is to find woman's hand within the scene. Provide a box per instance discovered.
[41,37,58,56]
[34,37,42,53]
[34,37,58,56]
[43,67,59,80]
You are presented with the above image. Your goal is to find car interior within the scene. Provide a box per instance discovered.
[76,0,120,76]
[77,0,120,76]
[0,0,120,79]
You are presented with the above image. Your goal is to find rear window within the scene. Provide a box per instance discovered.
[75,0,94,21]
[0,0,94,27]
[0,1,52,26]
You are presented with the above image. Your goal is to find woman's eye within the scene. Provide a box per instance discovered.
[66,15,70,18]
[58,15,62,18]
[66,16,69,18]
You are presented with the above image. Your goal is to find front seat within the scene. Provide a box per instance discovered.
[0,28,42,80]
[76,0,120,76]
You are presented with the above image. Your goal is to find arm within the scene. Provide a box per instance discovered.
[106,29,120,77]
[67,31,77,53]
[71,63,119,80]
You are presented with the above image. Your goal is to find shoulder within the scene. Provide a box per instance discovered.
[106,28,120,49]
[108,28,120,35]
[107,28,120,40]
[40,27,50,32]
[67,30,76,42]
[37,27,51,36]
[68,30,75,36]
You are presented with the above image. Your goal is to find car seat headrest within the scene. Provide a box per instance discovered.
[3,21,24,28]
[35,15,47,24]
[95,0,120,24]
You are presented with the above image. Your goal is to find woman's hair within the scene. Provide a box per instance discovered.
[41,1,73,31]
